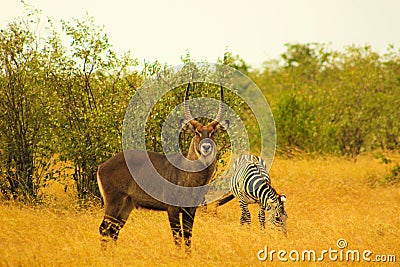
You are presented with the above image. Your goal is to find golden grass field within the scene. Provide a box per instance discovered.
[0,153,399,266]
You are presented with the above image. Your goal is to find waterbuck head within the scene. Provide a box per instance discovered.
[181,83,230,165]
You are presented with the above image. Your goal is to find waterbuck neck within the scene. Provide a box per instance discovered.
[187,139,201,161]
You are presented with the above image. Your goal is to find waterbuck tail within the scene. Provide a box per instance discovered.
[97,168,106,206]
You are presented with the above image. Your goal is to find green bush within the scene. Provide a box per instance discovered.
[1,7,400,203]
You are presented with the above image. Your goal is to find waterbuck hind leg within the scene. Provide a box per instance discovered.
[100,193,134,245]
[167,206,182,248]
[99,215,126,243]
[182,207,197,252]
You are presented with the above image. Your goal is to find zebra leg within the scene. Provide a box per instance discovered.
[239,201,251,227]
[182,207,197,253]
[167,206,182,248]
[258,204,266,230]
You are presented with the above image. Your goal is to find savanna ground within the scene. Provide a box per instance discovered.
[0,153,399,266]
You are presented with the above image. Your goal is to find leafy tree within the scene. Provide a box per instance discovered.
[49,15,139,200]
[253,43,400,156]
[0,14,54,201]
[2,3,400,206]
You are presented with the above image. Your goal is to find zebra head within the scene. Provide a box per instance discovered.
[267,194,288,235]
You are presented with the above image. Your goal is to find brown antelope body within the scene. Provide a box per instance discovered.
[97,83,229,251]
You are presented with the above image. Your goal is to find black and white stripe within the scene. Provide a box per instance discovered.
[217,155,288,233]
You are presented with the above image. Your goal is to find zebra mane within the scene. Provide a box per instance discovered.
[234,155,266,170]
[234,155,270,186]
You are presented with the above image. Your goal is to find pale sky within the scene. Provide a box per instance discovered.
[1,0,399,68]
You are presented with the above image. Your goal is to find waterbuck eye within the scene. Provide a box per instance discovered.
[195,130,201,137]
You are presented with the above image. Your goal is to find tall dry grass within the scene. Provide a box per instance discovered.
[0,154,399,266]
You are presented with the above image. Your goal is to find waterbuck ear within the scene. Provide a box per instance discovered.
[180,119,195,133]
[215,120,230,132]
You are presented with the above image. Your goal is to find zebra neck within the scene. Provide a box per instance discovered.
[257,183,278,207]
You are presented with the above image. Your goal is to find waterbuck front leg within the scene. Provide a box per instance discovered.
[167,206,182,248]
[182,207,197,252]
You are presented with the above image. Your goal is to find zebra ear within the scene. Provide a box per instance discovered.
[280,194,287,203]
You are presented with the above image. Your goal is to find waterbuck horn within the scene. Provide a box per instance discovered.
[184,82,194,122]
[214,83,225,122]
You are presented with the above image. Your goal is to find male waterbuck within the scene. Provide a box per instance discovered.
[97,82,229,251]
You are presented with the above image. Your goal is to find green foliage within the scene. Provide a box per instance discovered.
[253,43,400,156]
[1,5,400,203]
[50,15,139,200]
[384,164,400,185]
[0,10,139,202]
[0,13,54,202]
[218,50,251,74]
[374,152,392,164]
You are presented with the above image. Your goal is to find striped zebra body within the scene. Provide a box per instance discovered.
[229,155,287,233]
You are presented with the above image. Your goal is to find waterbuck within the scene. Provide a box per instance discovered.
[97,82,229,251]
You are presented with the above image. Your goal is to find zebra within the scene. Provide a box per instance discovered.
[216,155,288,234]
